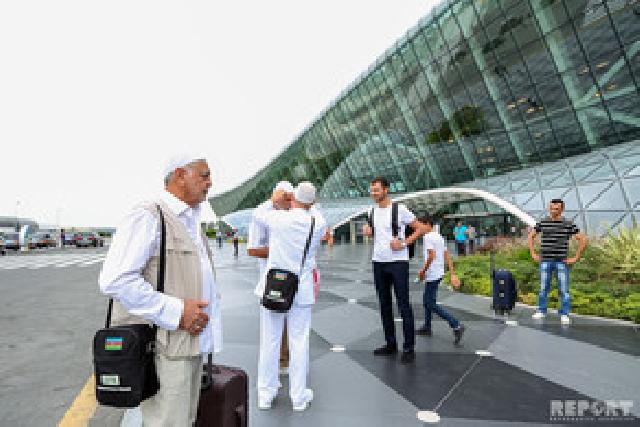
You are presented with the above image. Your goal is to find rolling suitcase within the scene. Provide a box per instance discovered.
[195,354,248,427]
[490,251,517,315]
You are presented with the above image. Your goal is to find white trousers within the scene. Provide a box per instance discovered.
[139,353,202,426]
[258,305,312,406]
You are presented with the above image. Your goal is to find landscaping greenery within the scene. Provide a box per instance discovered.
[447,226,640,324]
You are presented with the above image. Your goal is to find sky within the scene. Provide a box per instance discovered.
[0,0,439,228]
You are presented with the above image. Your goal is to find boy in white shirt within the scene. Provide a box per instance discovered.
[416,215,465,345]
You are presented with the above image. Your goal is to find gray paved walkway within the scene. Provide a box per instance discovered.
[2,244,637,426]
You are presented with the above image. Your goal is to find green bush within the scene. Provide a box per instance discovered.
[452,228,640,324]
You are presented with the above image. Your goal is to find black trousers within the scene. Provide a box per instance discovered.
[372,261,414,351]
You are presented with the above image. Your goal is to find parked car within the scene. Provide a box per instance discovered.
[63,233,76,246]
[4,232,20,251]
[27,234,41,249]
[75,231,104,248]
[37,232,57,248]
[0,235,5,255]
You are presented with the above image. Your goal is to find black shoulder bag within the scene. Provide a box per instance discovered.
[391,202,416,259]
[93,204,166,408]
[261,217,315,313]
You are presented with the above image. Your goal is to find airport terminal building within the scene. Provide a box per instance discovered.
[210,0,640,237]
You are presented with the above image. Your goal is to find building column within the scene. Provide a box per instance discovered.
[350,220,357,245]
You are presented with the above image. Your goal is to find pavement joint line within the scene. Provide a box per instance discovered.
[58,375,97,427]
[432,355,483,413]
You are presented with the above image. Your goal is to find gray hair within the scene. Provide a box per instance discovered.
[164,158,207,186]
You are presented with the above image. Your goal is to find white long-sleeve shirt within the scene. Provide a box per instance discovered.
[99,190,222,354]
[253,207,327,306]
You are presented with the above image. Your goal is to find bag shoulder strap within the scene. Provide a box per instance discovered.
[105,204,167,328]
[368,208,374,229]
[300,216,315,274]
[391,202,399,237]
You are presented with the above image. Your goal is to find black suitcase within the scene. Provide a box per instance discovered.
[490,252,517,315]
[196,355,248,427]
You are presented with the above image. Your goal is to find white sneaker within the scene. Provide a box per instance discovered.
[560,315,571,325]
[532,311,546,320]
[292,388,314,412]
[258,396,273,410]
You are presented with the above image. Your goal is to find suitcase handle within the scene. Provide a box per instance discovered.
[235,404,246,426]
[201,354,221,391]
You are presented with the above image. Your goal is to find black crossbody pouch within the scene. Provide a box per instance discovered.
[261,217,315,313]
[93,204,166,408]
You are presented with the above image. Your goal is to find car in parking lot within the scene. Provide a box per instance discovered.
[4,232,20,251]
[36,232,57,248]
[27,234,41,249]
[75,231,104,248]
[63,233,76,246]
[0,235,5,255]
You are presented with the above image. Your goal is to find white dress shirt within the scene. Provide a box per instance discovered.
[99,191,222,354]
[253,207,327,306]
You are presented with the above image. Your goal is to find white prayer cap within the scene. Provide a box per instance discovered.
[163,154,206,180]
[273,181,294,193]
[294,181,316,204]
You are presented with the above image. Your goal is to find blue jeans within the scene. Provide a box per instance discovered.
[422,278,460,330]
[538,261,571,315]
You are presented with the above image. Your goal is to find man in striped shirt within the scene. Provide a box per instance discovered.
[528,199,588,325]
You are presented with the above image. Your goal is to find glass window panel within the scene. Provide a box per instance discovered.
[622,176,640,208]
[546,21,588,72]
[501,0,542,46]
[576,10,623,65]
[608,0,640,47]
[533,0,570,33]
[522,39,557,84]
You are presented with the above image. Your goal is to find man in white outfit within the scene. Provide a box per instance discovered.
[247,181,294,375]
[254,181,327,412]
[99,155,222,426]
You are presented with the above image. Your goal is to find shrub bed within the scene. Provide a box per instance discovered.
[449,227,640,324]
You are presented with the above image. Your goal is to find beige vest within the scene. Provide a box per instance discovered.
[111,201,215,357]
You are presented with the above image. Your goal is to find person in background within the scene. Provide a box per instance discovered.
[232,231,239,257]
[247,181,295,376]
[416,215,465,344]
[362,177,425,364]
[453,221,468,256]
[467,225,476,254]
[529,198,587,325]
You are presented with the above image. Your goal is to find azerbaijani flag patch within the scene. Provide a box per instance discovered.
[274,272,287,281]
[105,337,123,351]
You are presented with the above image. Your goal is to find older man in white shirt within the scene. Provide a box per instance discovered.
[247,181,294,375]
[254,182,327,412]
[99,155,222,426]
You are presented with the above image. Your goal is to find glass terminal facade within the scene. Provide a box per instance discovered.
[211,0,640,235]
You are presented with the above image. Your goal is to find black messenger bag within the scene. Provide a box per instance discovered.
[93,205,166,408]
[261,217,315,313]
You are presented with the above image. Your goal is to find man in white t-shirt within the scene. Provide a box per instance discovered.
[247,181,294,374]
[416,215,465,344]
[253,182,327,412]
[362,177,425,364]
